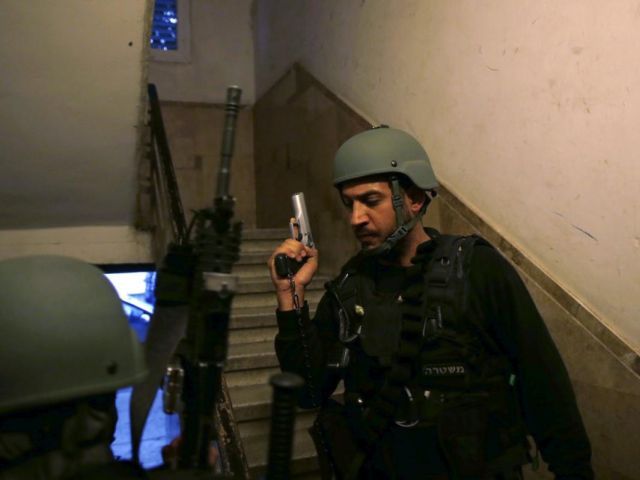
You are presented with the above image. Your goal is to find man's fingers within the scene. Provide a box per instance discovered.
[289,217,300,242]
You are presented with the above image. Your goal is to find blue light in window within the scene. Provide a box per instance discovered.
[150,0,178,51]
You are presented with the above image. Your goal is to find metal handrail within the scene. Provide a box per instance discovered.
[147,83,188,245]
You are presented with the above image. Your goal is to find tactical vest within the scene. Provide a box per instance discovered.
[323,231,531,479]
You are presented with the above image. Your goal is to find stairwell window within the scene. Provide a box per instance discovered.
[150,0,191,63]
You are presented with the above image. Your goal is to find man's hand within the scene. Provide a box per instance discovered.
[268,238,318,311]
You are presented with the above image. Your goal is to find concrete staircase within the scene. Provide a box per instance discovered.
[226,228,327,479]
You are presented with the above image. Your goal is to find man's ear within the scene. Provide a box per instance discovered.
[405,185,427,214]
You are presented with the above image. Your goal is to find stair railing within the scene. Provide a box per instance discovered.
[147,83,188,254]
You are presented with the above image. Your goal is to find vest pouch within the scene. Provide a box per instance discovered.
[437,397,489,478]
[326,342,350,370]
[359,298,402,363]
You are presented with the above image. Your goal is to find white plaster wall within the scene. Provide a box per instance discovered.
[149,0,255,103]
[254,0,640,353]
[0,227,152,264]
[0,0,151,263]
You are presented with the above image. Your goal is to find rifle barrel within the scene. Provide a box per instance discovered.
[216,85,242,200]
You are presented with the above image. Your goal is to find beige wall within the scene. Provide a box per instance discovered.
[149,0,255,103]
[0,0,152,263]
[254,0,640,354]
[159,102,256,230]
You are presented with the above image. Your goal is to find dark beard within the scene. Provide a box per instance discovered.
[374,232,412,265]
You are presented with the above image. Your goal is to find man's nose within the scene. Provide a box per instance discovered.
[350,203,368,226]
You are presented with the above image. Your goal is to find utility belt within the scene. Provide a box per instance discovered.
[343,383,517,428]
[340,384,530,479]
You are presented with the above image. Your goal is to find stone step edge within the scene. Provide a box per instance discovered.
[245,430,318,477]
[230,382,344,422]
[235,277,328,294]
[242,228,289,240]
[226,341,278,372]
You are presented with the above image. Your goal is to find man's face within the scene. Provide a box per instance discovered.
[340,180,398,250]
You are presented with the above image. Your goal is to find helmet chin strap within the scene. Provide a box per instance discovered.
[362,176,427,257]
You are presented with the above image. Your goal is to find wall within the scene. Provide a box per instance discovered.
[0,0,152,263]
[149,0,255,104]
[158,102,256,229]
[253,63,640,480]
[253,0,640,355]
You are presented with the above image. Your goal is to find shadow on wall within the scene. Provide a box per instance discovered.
[253,64,367,275]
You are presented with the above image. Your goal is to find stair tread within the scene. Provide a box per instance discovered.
[237,251,271,265]
[244,428,319,478]
[230,382,344,411]
[231,306,277,318]
[229,382,272,407]
[228,340,275,358]
[236,276,328,294]
[242,228,289,240]
[231,305,318,318]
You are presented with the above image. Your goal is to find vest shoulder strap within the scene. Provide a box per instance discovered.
[422,233,491,333]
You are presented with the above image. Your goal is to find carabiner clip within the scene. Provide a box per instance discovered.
[395,387,419,428]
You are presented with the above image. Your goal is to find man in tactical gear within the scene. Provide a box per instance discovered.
[268,127,593,479]
[0,255,149,480]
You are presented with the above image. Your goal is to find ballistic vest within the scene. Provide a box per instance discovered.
[325,230,531,478]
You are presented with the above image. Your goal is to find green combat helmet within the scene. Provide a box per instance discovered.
[0,255,148,415]
[333,126,438,255]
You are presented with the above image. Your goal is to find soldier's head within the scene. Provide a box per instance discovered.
[333,126,438,255]
[0,255,147,475]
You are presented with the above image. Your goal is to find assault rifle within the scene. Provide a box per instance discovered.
[135,85,246,478]
[175,86,244,472]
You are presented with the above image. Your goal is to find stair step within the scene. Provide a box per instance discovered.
[227,341,278,371]
[233,289,324,309]
[230,382,344,423]
[241,229,289,253]
[238,410,316,438]
[224,367,280,388]
[243,422,319,478]
[228,326,277,345]
[234,263,270,278]
[231,307,277,329]
[237,276,327,294]
[242,228,290,240]
[237,250,271,266]
[229,383,273,422]
[230,306,317,330]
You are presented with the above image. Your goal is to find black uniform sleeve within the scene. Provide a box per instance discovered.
[274,294,342,408]
[468,245,593,480]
